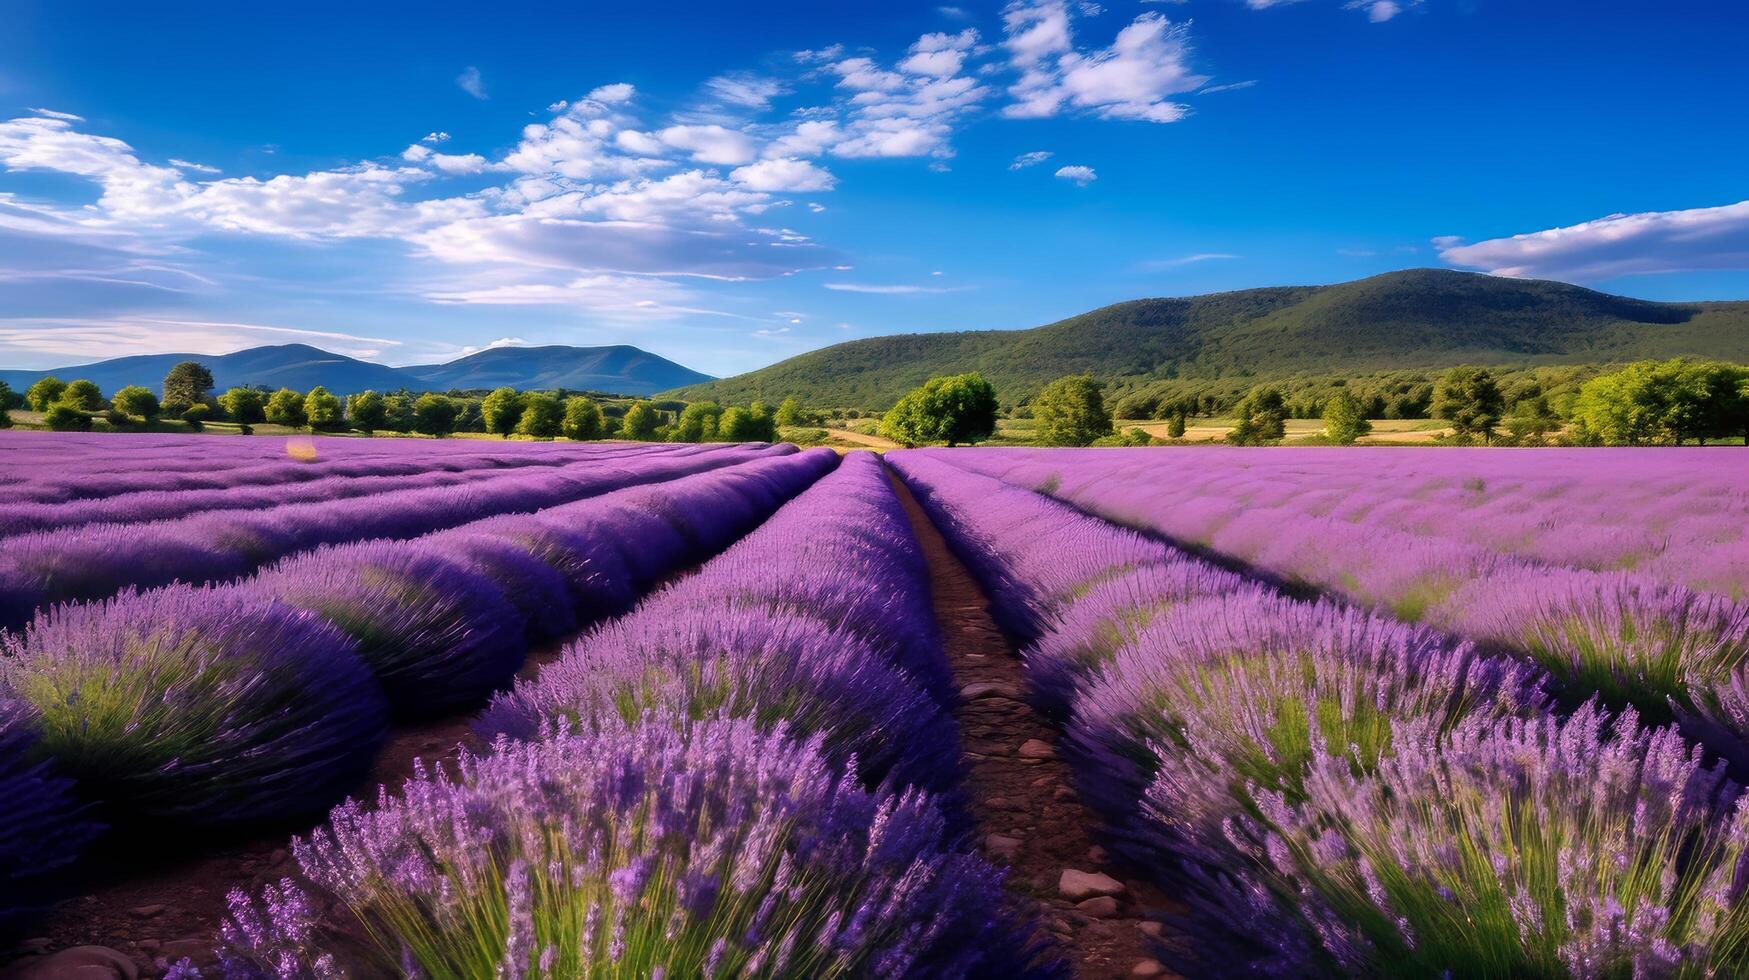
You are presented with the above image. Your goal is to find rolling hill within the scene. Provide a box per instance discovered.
[665,269,1749,409]
[405,345,711,394]
[0,343,712,397]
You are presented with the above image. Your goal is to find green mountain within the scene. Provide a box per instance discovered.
[664,269,1749,409]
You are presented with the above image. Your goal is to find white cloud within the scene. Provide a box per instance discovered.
[28,108,86,122]
[1010,150,1053,169]
[1004,6,1206,123]
[422,131,451,144]
[1436,200,1749,282]
[1343,0,1417,20]
[823,281,960,293]
[706,72,788,109]
[169,158,221,174]
[1199,79,1258,95]
[457,66,487,100]
[1142,252,1238,267]
[588,83,637,104]
[0,316,404,366]
[730,157,837,192]
[899,29,980,78]
[546,101,569,113]
[1054,164,1097,185]
[657,124,758,165]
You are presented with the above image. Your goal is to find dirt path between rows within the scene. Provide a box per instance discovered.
[886,468,1180,979]
[823,427,899,450]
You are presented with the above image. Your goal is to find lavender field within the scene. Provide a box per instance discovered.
[5,432,1749,978]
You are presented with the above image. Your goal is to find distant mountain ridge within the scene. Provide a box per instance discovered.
[665,269,1749,408]
[0,343,713,397]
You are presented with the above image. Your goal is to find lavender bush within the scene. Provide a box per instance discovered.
[253,542,526,716]
[0,586,387,824]
[1064,592,1549,867]
[1171,704,1749,977]
[219,719,1052,979]
[1,696,103,929]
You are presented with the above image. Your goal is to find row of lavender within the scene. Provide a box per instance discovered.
[0,442,769,629]
[0,448,836,932]
[942,447,1749,772]
[946,447,1749,599]
[890,450,1749,977]
[0,442,662,535]
[213,452,1057,978]
[0,431,614,502]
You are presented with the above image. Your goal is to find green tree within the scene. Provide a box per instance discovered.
[412,393,458,437]
[1321,389,1372,445]
[0,404,10,429]
[621,401,661,441]
[561,396,604,440]
[264,387,307,428]
[161,361,215,415]
[219,387,266,424]
[1434,367,1505,445]
[381,394,415,433]
[774,396,805,428]
[1032,374,1113,447]
[879,372,1000,447]
[304,386,343,431]
[25,376,67,412]
[480,387,525,438]
[44,403,92,431]
[1228,386,1288,446]
[1166,411,1187,439]
[111,385,161,422]
[671,402,724,442]
[516,393,564,438]
[60,379,104,412]
[1505,393,1561,444]
[182,403,211,430]
[718,405,778,442]
[0,380,18,411]
[347,390,387,433]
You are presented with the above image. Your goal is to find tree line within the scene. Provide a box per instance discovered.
[6,356,1743,448]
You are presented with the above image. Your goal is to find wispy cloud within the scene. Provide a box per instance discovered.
[1141,252,1239,268]
[28,108,85,122]
[1437,200,1749,282]
[0,316,406,368]
[1009,150,1054,170]
[1199,79,1258,95]
[456,66,487,99]
[823,282,964,294]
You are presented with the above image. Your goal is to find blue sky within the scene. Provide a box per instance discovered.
[1,1,1746,376]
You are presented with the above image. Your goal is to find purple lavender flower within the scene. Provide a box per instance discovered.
[1,584,387,825]
[221,719,1052,978]
[0,695,104,928]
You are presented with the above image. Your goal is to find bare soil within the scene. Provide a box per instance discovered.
[887,468,1180,979]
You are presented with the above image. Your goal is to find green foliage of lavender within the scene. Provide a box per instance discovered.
[220,721,1034,978]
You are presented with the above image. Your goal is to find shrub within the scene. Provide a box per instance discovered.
[1063,593,1547,865]
[219,387,266,425]
[302,387,342,431]
[253,542,526,716]
[479,605,960,794]
[1033,374,1114,447]
[111,385,161,422]
[24,376,66,412]
[1179,704,1749,977]
[219,719,1049,979]
[264,388,306,428]
[0,586,388,825]
[0,697,104,928]
[60,379,105,412]
[43,403,91,431]
[481,386,525,438]
[561,396,604,440]
[515,392,563,438]
[423,531,581,641]
[182,402,211,430]
[412,393,457,436]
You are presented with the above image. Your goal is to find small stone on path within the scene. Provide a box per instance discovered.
[128,904,165,918]
[985,834,1023,859]
[1132,958,1166,977]
[0,946,139,980]
[1018,738,1054,759]
[961,681,1022,701]
[1059,869,1126,901]
[1076,896,1120,918]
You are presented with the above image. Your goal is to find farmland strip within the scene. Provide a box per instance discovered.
[0,442,780,627]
